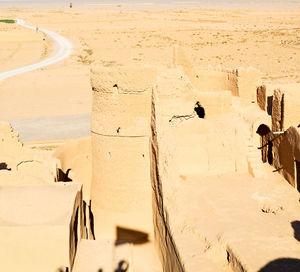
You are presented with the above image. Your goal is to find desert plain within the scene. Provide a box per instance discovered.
[0,2,299,139]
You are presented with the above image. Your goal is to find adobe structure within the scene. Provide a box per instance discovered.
[1,47,300,271]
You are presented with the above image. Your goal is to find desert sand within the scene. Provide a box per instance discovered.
[0,1,300,272]
[0,3,299,140]
[0,20,50,72]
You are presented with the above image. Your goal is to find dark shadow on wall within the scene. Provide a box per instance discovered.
[295,161,300,193]
[96,260,129,272]
[114,260,129,272]
[291,221,300,242]
[89,201,96,240]
[74,208,79,254]
[57,168,72,182]
[258,221,300,272]
[258,258,300,272]
[56,267,69,272]
[116,227,149,245]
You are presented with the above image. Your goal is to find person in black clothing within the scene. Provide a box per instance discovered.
[194,101,205,118]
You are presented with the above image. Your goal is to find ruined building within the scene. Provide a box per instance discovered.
[1,48,300,271]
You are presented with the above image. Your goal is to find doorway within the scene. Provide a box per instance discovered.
[256,124,272,164]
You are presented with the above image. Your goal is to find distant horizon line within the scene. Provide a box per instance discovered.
[0,0,299,8]
[1,0,300,2]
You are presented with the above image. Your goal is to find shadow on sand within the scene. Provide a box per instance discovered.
[258,221,300,272]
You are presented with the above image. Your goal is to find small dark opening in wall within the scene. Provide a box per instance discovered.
[116,227,149,245]
[267,140,273,165]
[113,84,118,88]
[194,101,205,118]
[267,96,273,116]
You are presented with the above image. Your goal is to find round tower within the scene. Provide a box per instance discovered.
[90,65,156,240]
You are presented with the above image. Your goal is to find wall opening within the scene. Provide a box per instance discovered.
[194,101,205,118]
[256,124,272,164]
[267,140,273,165]
[267,96,273,116]
[115,227,149,245]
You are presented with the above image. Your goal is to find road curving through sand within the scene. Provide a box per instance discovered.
[1,19,83,143]
[0,18,72,81]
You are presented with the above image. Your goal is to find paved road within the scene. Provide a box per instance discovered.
[0,19,73,81]
[9,114,91,142]
[1,19,90,142]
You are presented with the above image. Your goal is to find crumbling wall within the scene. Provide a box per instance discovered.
[150,84,248,272]
[150,88,184,272]
[271,89,285,173]
[191,69,238,96]
[256,84,300,190]
[156,67,248,177]
[54,137,92,239]
[278,133,295,186]
[256,85,266,111]
[236,67,261,101]
[265,83,300,130]
[194,90,232,117]
[173,46,238,95]
[173,46,262,100]
[0,121,60,184]
[273,126,300,189]
[280,84,300,129]
[272,89,284,132]
[0,122,22,149]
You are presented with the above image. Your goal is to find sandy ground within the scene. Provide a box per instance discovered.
[0,21,51,72]
[0,3,299,141]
